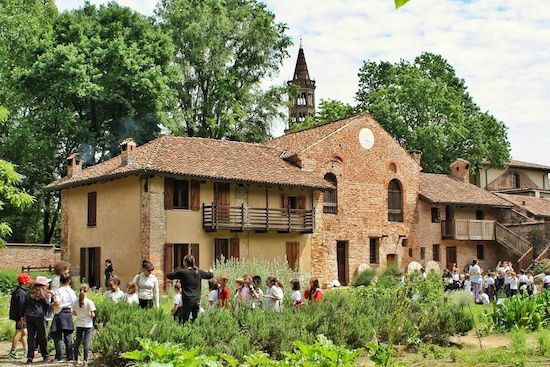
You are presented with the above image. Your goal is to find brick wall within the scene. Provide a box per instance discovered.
[0,244,61,270]
[302,114,421,285]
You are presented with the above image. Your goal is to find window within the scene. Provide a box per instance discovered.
[87,192,97,227]
[408,248,413,257]
[323,173,338,214]
[172,244,199,271]
[214,238,239,263]
[173,180,190,209]
[420,247,426,260]
[477,244,485,260]
[388,179,403,222]
[513,173,521,188]
[475,210,484,220]
[369,238,379,264]
[431,207,440,223]
[433,244,440,261]
[287,196,299,210]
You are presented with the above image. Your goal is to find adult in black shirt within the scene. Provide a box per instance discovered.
[104,259,114,288]
[167,255,213,323]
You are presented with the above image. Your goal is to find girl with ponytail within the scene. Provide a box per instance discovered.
[72,284,96,366]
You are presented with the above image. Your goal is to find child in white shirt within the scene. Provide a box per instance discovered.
[72,283,96,366]
[172,283,182,322]
[125,282,139,305]
[290,280,304,307]
[104,277,125,303]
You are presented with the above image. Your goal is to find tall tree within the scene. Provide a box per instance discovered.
[356,52,510,173]
[156,0,292,142]
[0,2,175,243]
[291,99,355,132]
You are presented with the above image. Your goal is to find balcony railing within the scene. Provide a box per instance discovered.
[441,219,495,240]
[202,204,314,233]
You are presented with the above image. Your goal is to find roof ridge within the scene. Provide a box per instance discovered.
[270,112,364,141]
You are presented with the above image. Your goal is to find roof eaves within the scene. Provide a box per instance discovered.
[45,169,146,192]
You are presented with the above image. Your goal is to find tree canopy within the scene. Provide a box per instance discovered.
[156,0,292,141]
[355,52,510,173]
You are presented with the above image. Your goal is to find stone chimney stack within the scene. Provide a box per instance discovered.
[120,138,137,166]
[409,150,422,166]
[450,158,470,183]
[67,153,82,178]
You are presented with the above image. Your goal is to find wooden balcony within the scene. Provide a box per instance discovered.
[202,204,314,233]
[441,219,495,240]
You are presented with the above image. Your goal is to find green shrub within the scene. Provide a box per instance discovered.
[488,293,550,331]
[351,268,376,287]
[0,268,54,295]
[533,259,550,275]
[377,264,401,288]
[537,328,550,357]
[0,318,14,342]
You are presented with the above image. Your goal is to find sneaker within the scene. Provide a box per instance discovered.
[82,361,88,367]
[43,356,54,362]
[26,359,32,364]
[8,350,19,359]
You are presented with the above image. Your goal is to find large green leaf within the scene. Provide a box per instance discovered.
[395,0,411,9]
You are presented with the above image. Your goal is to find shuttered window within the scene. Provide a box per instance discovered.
[433,244,441,261]
[323,173,337,214]
[369,238,379,264]
[173,180,189,209]
[286,242,300,270]
[214,238,239,263]
[388,179,403,222]
[87,192,97,227]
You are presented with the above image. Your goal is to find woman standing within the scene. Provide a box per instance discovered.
[23,276,53,363]
[132,261,160,309]
[304,278,324,303]
[51,273,77,362]
[72,284,96,366]
[265,277,284,311]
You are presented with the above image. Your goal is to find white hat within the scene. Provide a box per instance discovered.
[35,276,51,286]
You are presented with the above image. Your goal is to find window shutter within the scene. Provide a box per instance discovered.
[191,243,200,267]
[94,247,101,289]
[190,180,200,211]
[282,195,288,209]
[298,196,306,210]
[230,238,240,259]
[164,243,174,291]
[87,192,97,226]
[164,178,174,210]
[286,242,299,270]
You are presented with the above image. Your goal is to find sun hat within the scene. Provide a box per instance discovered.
[17,273,33,285]
[34,276,52,286]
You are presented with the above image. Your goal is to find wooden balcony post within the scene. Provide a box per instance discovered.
[240,203,245,231]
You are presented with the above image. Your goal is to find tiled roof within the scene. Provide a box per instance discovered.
[419,173,513,208]
[508,160,550,171]
[495,193,550,218]
[264,113,364,155]
[46,137,333,191]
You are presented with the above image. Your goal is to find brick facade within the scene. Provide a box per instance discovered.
[0,244,61,270]
[487,170,538,191]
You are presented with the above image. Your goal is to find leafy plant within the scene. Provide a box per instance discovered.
[488,293,550,331]
[351,268,376,287]
[283,335,363,367]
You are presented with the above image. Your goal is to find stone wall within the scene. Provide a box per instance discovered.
[506,222,550,257]
[0,244,61,270]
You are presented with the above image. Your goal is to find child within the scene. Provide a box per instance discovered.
[240,274,255,302]
[304,278,324,303]
[207,278,219,308]
[23,276,53,363]
[72,283,96,366]
[125,282,139,305]
[172,283,182,322]
[52,273,77,362]
[9,273,32,359]
[463,274,472,293]
[218,275,231,309]
[251,275,264,309]
[104,277,125,303]
[235,278,245,301]
[509,272,518,296]
[290,280,304,307]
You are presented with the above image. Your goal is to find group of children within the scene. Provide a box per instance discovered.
[8,261,95,365]
[442,260,548,304]
[169,275,324,321]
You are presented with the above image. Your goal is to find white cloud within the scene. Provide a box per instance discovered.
[56,0,550,166]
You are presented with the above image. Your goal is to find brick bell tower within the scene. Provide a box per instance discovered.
[287,39,316,130]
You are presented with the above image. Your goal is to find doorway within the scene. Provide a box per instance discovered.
[446,246,457,271]
[336,241,349,286]
[79,247,101,289]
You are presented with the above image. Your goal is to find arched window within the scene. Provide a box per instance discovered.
[323,173,338,214]
[388,179,403,222]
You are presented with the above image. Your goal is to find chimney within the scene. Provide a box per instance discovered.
[67,153,82,178]
[450,158,470,183]
[409,150,422,166]
[120,138,137,166]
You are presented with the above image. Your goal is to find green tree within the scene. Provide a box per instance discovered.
[156,0,292,142]
[0,107,34,246]
[291,99,355,132]
[0,2,174,243]
[355,52,510,173]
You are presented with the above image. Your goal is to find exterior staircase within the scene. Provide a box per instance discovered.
[495,222,535,271]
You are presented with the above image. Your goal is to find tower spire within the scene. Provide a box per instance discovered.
[287,40,316,132]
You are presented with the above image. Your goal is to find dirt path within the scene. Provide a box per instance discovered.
[0,341,84,367]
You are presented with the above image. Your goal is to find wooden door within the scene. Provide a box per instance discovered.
[336,241,349,286]
[446,246,457,271]
[85,247,101,289]
[286,242,299,271]
[79,248,87,284]
[214,183,230,222]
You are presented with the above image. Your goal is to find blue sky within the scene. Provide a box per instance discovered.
[56,0,550,167]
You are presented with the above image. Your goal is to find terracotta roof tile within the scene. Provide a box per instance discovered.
[508,160,550,171]
[495,193,550,218]
[264,113,364,154]
[419,173,513,208]
[46,137,333,191]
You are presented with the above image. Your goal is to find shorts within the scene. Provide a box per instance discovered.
[15,320,26,330]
